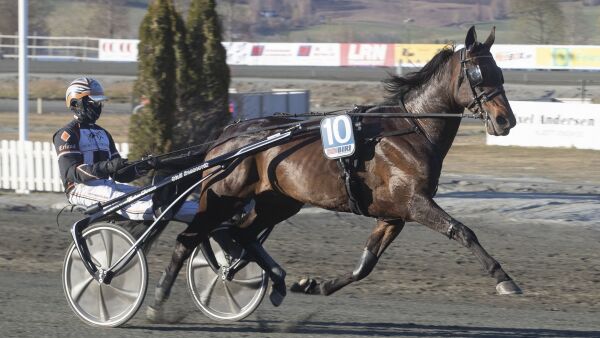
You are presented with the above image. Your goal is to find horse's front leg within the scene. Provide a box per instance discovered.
[409,194,522,294]
[291,218,405,296]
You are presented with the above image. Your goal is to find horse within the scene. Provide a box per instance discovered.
[146,26,520,320]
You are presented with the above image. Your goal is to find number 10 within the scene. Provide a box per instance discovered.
[322,116,352,146]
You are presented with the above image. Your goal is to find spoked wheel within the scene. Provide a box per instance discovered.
[62,223,148,327]
[187,226,268,322]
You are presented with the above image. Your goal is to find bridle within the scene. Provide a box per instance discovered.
[458,48,505,122]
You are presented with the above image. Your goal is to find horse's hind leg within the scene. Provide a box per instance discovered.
[146,216,214,322]
[232,194,303,306]
[291,218,405,296]
[410,194,522,294]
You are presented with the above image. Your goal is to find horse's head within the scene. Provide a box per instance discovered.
[455,26,516,136]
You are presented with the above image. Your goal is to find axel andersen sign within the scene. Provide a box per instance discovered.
[487,101,600,150]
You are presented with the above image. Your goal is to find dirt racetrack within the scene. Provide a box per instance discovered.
[1,123,599,337]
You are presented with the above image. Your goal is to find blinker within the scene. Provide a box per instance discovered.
[466,62,504,87]
[466,65,483,86]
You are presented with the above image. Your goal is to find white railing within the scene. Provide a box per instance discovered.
[0,140,129,193]
[0,34,100,61]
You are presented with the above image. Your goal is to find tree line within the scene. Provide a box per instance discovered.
[128,0,230,160]
[2,1,600,45]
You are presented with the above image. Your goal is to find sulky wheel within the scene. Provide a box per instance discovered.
[62,223,148,327]
[187,226,268,322]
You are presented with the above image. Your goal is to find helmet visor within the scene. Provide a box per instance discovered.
[88,95,108,102]
[82,96,103,110]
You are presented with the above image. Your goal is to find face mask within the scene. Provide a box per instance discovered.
[80,98,103,123]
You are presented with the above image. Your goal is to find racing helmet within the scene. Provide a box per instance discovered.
[65,77,108,123]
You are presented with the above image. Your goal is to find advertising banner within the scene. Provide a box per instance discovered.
[98,39,139,62]
[394,44,445,67]
[393,44,538,69]
[223,42,249,65]
[536,46,600,70]
[341,43,395,67]
[490,45,537,69]
[95,40,600,71]
[243,43,340,66]
[486,101,600,150]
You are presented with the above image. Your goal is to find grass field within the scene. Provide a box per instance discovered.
[15,1,600,45]
[234,0,600,45]
[0,112,131,143]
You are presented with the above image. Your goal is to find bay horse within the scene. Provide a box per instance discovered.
[147,26,520,319]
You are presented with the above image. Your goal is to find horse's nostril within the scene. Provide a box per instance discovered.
[496,116,508,126]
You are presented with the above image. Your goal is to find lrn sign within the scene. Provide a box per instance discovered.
[487,101,600,150]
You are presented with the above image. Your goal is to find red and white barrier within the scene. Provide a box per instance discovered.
[95,38,600,70]
[98,39,139,62]
[341,43,394,67]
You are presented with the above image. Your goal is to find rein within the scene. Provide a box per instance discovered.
[274,108,483,120]
[133,105,483,169]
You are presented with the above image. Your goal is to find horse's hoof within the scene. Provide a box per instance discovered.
[146,305,186,324]
[496,280,522,295]
[269,285,286,307]
[146,306,164,323]
[290,278,320,295]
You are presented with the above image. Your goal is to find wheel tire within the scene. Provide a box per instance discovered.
[62,223,148,327]
[187,227,268,322]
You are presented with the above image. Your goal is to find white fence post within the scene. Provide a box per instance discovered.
[16,141,27,193]
[42,141,53,192]
[9,140,18,190]
[50,144,62,192]
[0,139,131,193]
[1,140,10,189]
[33,141,43,191]
[25,141,34,191]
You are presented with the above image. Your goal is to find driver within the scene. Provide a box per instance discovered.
[52,77,197,223]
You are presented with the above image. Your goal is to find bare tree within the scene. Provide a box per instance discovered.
[567,3,595,44]
[490,0,509,20]
[98,0,130,38]
[46,1,130,38]
[289,0,312,27]
[0,0,51,35]
[511,0,565,44]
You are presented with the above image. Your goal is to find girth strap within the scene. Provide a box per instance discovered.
[337,156,370,216]
[336,112,367,216]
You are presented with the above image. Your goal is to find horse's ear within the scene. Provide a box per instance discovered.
[483,26,496,48]
[465,25,477,51]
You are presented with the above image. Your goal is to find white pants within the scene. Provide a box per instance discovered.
[67,179,198,223]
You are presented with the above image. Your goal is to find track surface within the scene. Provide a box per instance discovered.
[1,177,599,337]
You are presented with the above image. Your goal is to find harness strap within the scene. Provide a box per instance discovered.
[336,112,371,216]
[337,111,372,216]
[337,158,370,216]
[364,126,419,143]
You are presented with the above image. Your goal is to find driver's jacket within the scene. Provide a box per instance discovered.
[52,119,135,192]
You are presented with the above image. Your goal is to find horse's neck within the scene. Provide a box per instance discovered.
[403,75,462,159]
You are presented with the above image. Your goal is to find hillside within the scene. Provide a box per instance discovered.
[1,0,599,45]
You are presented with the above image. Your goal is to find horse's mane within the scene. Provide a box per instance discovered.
[383,45,456,104]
